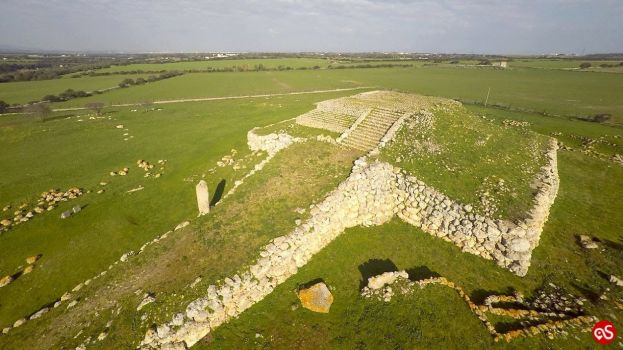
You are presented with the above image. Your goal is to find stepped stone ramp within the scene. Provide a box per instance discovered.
[296,110,357,133]
[341,107,404,151]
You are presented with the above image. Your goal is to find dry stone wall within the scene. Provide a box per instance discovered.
[141,92,560,349]
[141,142,559,348]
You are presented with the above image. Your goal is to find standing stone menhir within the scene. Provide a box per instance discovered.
[196,180,210,216]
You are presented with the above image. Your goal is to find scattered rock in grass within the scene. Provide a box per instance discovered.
[72,205,82,214]
[610,275,623,287]
[22,265,34,274]
[137,293,156,311]
[97,331,108,341]
[126,186,144,193]
[297,281,333,313]
[116,125,124,129]
[367,271,409,290]
[60,210,72,219]
[13,318,26,328]
[26,255,40,264]
[0,275,13,288]
[579,235,598,249]
[29,307,48,320]
[190,277,202,288]
[175,221,190,231]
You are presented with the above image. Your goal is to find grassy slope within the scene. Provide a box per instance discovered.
[0,139,360,349]
[0,75,148,104]
[0,90,357,327]
[380,104,550,220]
[202,108,623,350]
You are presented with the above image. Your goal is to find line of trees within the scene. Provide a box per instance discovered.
[42,89,91,102]
[118,71,183,88]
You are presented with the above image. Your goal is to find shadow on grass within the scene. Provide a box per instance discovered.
[297,278,326,291]
[570,282,605,304]
[405,265,440,281]
[358,259,397,290]
[604,238,623,251]
[210,179,226,207]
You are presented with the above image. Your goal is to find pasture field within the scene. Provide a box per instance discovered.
[0,89,359,331]
[509,58,622,70]
[0,74,149,105]
[50,66,623,126]
[93,58,333,73]
[0,57,622,349]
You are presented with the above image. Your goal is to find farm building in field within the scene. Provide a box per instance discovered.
[493,60,508,68]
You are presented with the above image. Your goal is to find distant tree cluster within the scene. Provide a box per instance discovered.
[42,89,91,102]
[598,62,623,68]
[579,62,592,69]
[118,71,183,88]
[329,63,413,69]
[0,100,9,114]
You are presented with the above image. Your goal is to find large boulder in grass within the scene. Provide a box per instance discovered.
[297,281,333,313]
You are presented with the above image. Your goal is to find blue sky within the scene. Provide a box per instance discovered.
[1,0,621,54]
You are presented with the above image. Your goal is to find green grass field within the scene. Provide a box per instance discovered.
[0,75,148,105]
[509,59,622,70]
[46,66,623,126]
[93,58,333,73]
[0,57,622,349]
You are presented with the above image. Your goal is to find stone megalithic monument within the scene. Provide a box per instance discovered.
[196,180,210,216]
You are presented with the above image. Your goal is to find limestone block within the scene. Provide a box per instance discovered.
[196,180,210,216]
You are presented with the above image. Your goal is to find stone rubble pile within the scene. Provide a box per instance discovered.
[0,187,83,234]
[360,270,596,343]
[578,234,598,249]
[110,167,129,176]
[137,159,167,178]
[247,129,300,156]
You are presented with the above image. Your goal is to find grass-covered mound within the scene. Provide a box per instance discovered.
[380,102,551,220]
[198,108,623,350]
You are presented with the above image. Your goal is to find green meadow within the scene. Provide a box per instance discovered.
[46,65,623,125]
[93,58,333,73]
[0,58,621,349]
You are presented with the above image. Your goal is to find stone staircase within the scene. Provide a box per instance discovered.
[341,107,404,151]
[296,110,357,134]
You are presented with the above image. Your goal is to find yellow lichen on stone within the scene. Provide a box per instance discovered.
[297,282,333,313]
